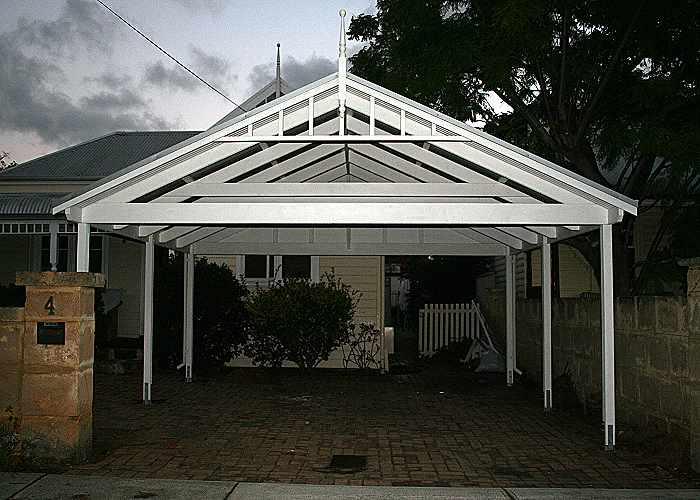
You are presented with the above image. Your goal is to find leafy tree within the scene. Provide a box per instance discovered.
[349,0,700,292]
[244,275,359,369]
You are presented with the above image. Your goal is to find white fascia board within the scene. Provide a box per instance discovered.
[192,241,507,256]
[52,75,340,214]
[76,202,614,226]
[347,74,637,215]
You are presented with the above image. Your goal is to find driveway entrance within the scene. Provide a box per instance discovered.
[71,368,699,488]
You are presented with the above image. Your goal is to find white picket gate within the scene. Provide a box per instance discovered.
[418,301,484,355]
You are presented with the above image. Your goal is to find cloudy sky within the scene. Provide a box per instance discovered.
[0,0,373,163]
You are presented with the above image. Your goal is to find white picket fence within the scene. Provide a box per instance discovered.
[418,301,486,355]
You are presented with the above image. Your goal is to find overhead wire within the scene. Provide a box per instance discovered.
[93,0,245,112]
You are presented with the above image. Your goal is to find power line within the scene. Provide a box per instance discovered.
[94,0,244,112]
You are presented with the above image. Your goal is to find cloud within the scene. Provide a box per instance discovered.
[249,54,336,91]
[142,46,235,92]
[85,72,134,90]
[166,0,226,15]
[0,3,173,147]
[190,45,236,89]
[80,89,147,110]
[143,61,199,91]
[16,0,114,55]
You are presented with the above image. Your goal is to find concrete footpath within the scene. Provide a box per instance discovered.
[2,473,700,499]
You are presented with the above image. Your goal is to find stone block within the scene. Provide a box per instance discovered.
[21,414,92,462]
[23,321,81,370]
[0,369,22,411]
[615,297,637,332]
[648,336,670,373]
[78,369,93,417]
[639,375,661,411]
[24,288,86,321]
[656,297,685,334]
[638,295,657,331]
[689,385,700,472]
[690,338,700,381]
[619,368,639,400]
[659,381,684,420]
[690,300,700,339]
[79,320,95,364]
[669,337,689,375]
[16,272,105,289]
[21,372,79,417]
[0,318,23,366]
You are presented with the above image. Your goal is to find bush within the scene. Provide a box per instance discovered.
[153,253,248,372]
[193,258,248,370]
[342,322,382,370]
[245,274,359,369]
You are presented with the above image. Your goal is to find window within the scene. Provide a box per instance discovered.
[244,255,274,279]
[40,235,69,271]
[282,255,311,279]
[89,235,103,274]
[241,255,318,283]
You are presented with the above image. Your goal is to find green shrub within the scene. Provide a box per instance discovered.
[153,253,248,372]
[244,274,359,369]
[192,257,248,370]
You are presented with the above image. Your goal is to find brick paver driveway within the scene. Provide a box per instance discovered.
[71,367,700,488]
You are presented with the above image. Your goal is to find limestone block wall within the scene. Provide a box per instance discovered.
[0,307,24,414]
[482,267,700,470]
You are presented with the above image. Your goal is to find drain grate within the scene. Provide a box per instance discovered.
[327,454,367,474]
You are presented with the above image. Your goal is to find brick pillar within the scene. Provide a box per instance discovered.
[688,263,700,472]
[15,271,104,462]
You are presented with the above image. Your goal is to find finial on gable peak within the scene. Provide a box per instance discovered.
[275,43,281,98]
[338,9,347,76]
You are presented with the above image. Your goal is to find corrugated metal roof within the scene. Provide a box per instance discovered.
[0,131,201,180]
[0,192,68,216]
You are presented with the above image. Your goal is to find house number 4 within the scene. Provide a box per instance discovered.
[44,296,56,315]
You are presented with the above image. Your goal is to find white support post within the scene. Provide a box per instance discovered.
[183,249,194,382]
[600,224,616,450]
[143,235,155,404]
[76,222,90,272]
[49,222,59,271]
[505,251,516,386]
[542,238,553,411]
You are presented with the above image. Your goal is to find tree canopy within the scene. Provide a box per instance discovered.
[349,0,700,292]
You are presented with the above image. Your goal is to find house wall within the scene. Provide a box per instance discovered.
[107,237,144,338]
[0,235,32,285]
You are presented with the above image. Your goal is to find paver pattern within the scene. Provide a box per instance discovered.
[70,367,700,488]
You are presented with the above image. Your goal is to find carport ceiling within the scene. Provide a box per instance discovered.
[53,71,637,256]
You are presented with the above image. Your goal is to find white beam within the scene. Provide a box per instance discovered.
[163,183,530,199]
[143,235,154,404]
[76,222,90,272]
[600,224,616,450]
[506,251,516,386]
[275,152,345,182]
[350,144,453,183]
[192,241,507,256]
[214,134,475,143]
[542,237,552,411]
[183,249,194,382]
[77,202,613,226]
[242,144,343,183]
[175,227,226,248]
[470,228,524,249]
